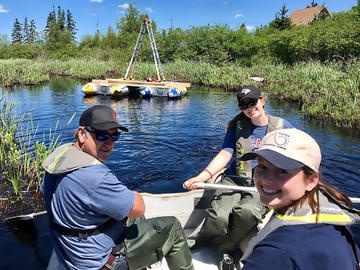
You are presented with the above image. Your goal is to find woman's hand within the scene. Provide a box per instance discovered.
[183,173,209,190]
[184,149,232,190]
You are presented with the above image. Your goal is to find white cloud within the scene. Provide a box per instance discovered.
[145,7,153,13]
[246,25,256,32]
[234,13,243,19]
[0,4,9,13]
[90,0,103,2]
[118,3,130,9]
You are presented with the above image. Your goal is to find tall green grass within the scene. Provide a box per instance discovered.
[0,58,359,128]
[0,95,75,199]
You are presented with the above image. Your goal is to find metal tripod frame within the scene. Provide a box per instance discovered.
[124,18,165,81]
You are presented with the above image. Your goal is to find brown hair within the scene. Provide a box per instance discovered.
[290,166,357,219]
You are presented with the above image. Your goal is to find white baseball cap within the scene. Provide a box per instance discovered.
[241,128,321,172]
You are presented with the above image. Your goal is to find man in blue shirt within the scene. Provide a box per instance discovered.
[41,105,193,270]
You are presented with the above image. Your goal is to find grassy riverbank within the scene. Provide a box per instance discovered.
[0,97,75,219]
[0,59,359,128]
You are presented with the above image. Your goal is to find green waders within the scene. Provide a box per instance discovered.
[193,175,268,253]
[124,216,194,270]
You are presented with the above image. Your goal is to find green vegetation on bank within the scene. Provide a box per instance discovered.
[0,96,75,214]
[0,58,359,129]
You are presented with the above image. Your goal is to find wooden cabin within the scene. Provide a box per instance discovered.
[289,5,332,26]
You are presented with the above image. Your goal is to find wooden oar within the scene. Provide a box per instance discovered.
[194,183,360,204]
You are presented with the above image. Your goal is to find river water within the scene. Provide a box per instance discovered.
[1,77,360,269]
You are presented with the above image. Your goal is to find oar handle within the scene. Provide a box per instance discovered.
[195,183,360,204]
[194,183,257,193]
[350,197,360,204]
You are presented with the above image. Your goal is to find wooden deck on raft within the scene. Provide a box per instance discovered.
[91,78,191,89]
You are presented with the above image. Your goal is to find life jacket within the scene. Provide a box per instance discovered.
[234,114,284,185]
[241,191,360,268]
[42,143,113,239]
[42,143,101,175]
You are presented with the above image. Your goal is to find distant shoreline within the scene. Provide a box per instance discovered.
[0,58,359,129]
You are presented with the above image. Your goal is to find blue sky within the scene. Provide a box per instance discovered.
[0,0,357,42]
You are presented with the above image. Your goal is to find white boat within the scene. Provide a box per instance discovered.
[10,181,360,270]
[82,83,129,97]
[46,183,272,270]
[46,189,223,270]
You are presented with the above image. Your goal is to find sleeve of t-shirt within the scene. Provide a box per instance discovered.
[88,170,136,221]
[221,125,236,154]
[242,246,295,270]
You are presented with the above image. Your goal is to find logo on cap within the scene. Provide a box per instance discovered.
[113,112,116,120]
[262,131,289,150]
[273,131,290,150]
[241,89,251,95]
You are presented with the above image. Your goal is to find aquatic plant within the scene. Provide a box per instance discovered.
[0,95,75,200]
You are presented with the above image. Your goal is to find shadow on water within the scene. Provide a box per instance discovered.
[1,214,52,269]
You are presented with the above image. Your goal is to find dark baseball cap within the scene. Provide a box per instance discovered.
[237,85,261,103]
[79,105,129,132]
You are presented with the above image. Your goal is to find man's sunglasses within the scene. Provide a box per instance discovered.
[239,98,258,110]
[85,127,120,142]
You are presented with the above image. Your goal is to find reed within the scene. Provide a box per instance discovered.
[0,95,75,199]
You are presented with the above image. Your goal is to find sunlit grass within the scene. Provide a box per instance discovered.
[0,58,359,128]
[0,95,75,199]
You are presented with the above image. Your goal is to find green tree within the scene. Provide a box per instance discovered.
[356,0,360,18]
[44,5,77,57]
[45,8,56,36]
[57,6,65,31]
[11,18,22,44]
[116,4,154,61]
[157,28,186,62]
[179,24,232,65]
[29,19,37,43]
[269,5,292,31]
[66,9,77,40]
[23,17,30,43]
[117,4,140,34]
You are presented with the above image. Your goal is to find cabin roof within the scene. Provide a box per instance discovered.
[288,5,331,26]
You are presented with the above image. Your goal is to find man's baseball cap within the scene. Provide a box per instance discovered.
[79,105,129,132]
[237,85,262,104]
[241,128,321,172]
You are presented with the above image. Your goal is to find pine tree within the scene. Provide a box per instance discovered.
[66,9,77,41]
[45,8,56,35]
[57,6,65,31]
[11,18,22,43]
[269,5,292,31]
[23,16,30,43]
[311,1,318,7]
[29,19,37,43]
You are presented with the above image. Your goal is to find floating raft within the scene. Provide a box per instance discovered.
[82,78,191,98]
